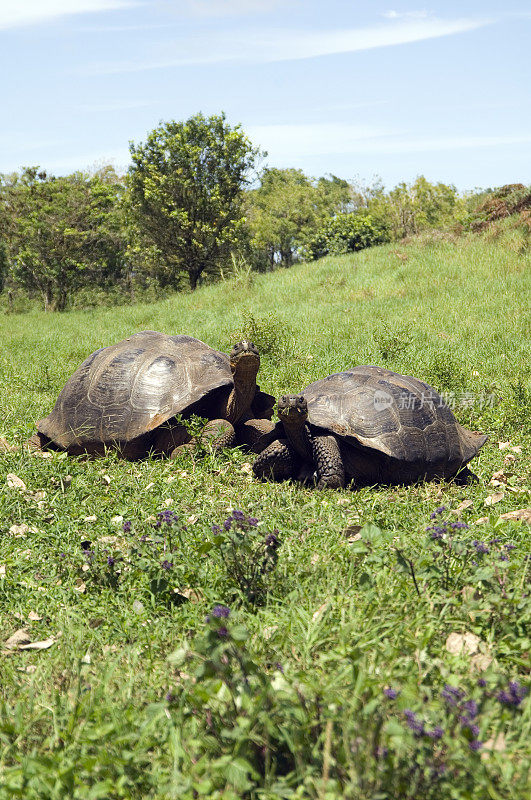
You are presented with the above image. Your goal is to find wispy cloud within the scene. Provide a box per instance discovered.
[0,0,140,30]
[77,99,153,112]
[246,123,531,159]
[184,0,285,16]
[85,15,493,74]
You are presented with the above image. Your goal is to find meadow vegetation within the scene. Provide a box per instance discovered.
[0,232,529,798]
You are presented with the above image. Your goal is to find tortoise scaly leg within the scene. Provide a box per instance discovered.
[200,419,235,451]
[312,434,345,490]
[235,417,276,452]
[253,439,298,482]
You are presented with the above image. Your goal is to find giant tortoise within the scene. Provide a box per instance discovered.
[29,331,275,458]
[253,366,487,489]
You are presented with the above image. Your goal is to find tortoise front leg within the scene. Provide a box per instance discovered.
[235,417,276,452]
[200,419,236,451]
[312,434,345,489]
[253,439,298,482]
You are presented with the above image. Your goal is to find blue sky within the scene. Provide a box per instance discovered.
[1,0,530,190]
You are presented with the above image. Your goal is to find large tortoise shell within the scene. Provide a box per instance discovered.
[38,332,237,449]
[302,366,486,467]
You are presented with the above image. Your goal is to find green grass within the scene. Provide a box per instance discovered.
[1,233,530,799]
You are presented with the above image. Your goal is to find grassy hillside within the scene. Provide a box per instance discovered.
[0,234,530,799]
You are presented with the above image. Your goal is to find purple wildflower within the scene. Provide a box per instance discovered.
[375,746,389,759]
[427,726,444,740]
[265,532,280,548]
[248,517,259,527]
[223,518,232,531]
[477,678,487,688]
[469,740,483,751]
[504,543,517,551]
[497,681,528,708]
[430,506,447,519]
[500,554,509,562]
[161,560,173,570]
[384,687,399,700]
[211,524,221,534]
[122,520,132,533]
[165,691,176,703]
[404,710,425,737]
[59,552,66,559]
[462,699,478,718]
[156,509,179,527]
[211,605,230,618]
[472,540,490,554]
[217,626,229,638]
[450,521,469,530]
[429,526,446,540]
[232,509,245,521]
[107,556,115,566]
[441,684,465,706]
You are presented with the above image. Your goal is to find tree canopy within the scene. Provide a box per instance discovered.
[128,112,262,290]
[0,166,126,311]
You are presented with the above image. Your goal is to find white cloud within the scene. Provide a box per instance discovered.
[85,15,493,73]
[382,10,429,20]
[0,0,140,30]
[245,123,531,159]
[187,0,284,15]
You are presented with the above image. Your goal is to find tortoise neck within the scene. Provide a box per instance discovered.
[282,418,313,462]
[225,367,257,424]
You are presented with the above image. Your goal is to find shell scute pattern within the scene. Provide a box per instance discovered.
[302,367,468,466]
[38,332,234,448]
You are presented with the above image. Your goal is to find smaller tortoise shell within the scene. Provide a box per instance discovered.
[301,366,487,469]
[38,332,236,449]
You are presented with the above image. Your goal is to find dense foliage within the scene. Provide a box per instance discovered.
[1,111,530,311]
[0,166,126,311]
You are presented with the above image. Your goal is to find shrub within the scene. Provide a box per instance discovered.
[306,212,390,260]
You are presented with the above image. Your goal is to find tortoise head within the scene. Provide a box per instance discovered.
[229,341,260,377]
[277,395,308,427]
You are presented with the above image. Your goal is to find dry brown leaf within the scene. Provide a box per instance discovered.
[311,553,320,565]
[337,498,350,506]
[511,445,522,454]
[33,450,52,459]
[9,523,29,537]
[453,499,474,513]
[482,732,506,757]
[470,652,492,672]
[176,587,203,603]
[503,453,516,465]
[343,523,362,539]
[28,611,42,621]
[498,508,531,524]
[0,565,6,577]
[312,602,328,621]
[490,470,508,486]
[110,515,123,525]
[263,625,278,640]
[240,462,253,475]
[74,581,86,593]
[5,629,32,649]
[19,638,55,651]
[6,473,27,491]
[474,517,488,524]
[163,498,174,506]
[484,493,504,506]
[84,515,97,523]
[498,441,511,450]
[0,436,17,452]
[186,515,198,525]
[445,631,481,656]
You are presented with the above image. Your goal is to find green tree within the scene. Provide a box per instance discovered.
[0,166,126,311]
[128,112,261,291]
[247,169,350,269]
